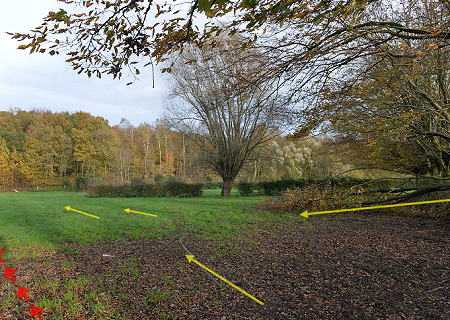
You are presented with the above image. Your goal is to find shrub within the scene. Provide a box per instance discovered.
[75,176,88,191]
[256,184,355,214]
[155,173,166,184]
[204,181,223,189]
[90,185,116,197]
[131,177,146,185]
[256,178,450,217]
[88,181,203,198]
[255,179,308,196]
[165,181,203,197]
[254,178,372,196]
[237,181,256,196]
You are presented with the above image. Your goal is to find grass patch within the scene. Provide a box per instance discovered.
[0,190,277,257]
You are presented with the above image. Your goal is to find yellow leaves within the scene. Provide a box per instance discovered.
[292,11,309,19]
[429,29,443,37]
[85,17,96,25]
[416,52,426,57]
[17,45,28,50]
[29,44,38,54]
[427,43,439,51]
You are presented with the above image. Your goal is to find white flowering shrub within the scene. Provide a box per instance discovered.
[269,138,320,179]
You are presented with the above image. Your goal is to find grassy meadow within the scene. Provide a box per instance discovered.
[0,189,279,260]
[0,189,294,318]
[1,190,449,319]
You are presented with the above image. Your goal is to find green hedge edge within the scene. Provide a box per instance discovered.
[88,181,204,198]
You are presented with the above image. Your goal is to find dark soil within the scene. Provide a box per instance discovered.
[2,213,450,319]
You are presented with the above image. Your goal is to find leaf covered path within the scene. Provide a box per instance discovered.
[2,213,450,319]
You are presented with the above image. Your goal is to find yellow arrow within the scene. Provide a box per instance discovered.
[65,206,100,219]
[301,198,450,218]
[185,255,264,305]
[124,208,157,217]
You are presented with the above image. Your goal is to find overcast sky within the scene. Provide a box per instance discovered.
[0,0,166,127]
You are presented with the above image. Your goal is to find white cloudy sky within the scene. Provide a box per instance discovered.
[0,0,166,126]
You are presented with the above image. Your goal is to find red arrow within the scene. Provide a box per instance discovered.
[0,249,4,263]
[4,267,17,283]
[30,305,43,320]
[18,286,30,301]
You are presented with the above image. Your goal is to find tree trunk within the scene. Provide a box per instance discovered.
[221,178,233,197]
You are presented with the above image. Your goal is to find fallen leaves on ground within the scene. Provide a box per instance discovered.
[1,213,449,319]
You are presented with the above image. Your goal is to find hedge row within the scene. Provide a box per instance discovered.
[204,181,223,189]
[237,178,392,197]
[88,181,204,198]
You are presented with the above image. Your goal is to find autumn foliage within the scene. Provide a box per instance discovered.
[0,109,206,190]
[257,180,450,217]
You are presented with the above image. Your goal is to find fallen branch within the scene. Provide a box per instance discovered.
[179,237,223,288]
[427,286,449,292]
[361,183,450,205]
[349,186,420,195]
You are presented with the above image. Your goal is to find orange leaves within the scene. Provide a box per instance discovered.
[427,43,439,51]
[429,28,443,37]
[292,11,309,19]
[85,16,96,25]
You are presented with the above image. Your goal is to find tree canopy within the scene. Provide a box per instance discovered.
[165,36,287,196]
[9,0,450,200]
[9,0,450,83]
[6,0,379,81]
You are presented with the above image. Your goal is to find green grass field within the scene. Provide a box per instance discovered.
[1,190,448,319]
[0,190,274,260]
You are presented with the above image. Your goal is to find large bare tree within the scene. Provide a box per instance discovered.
[165,37,286,196]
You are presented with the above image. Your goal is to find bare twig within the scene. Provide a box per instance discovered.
[427,286,449,292]
[361,183,450,205]
[179,237,222,288]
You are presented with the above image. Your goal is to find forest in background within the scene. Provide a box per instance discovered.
[0,108,345,191]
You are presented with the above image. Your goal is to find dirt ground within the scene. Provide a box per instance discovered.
[2,213,450,319]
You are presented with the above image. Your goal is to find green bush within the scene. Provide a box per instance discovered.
[155,173,166,184]
[255,179,307,196]
[131,177,146,185]
[90,185,116,197]
[75,176,88,191]
[88,181,203,198]
[204,181,223,189]
[254,178,371,196]
[237,181,256,196]
[166,181,204,197]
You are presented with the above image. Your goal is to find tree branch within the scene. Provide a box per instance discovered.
[179,237,222,288]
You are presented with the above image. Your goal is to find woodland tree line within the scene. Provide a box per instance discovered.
[8,0,450,200]
[0,109,336,191]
